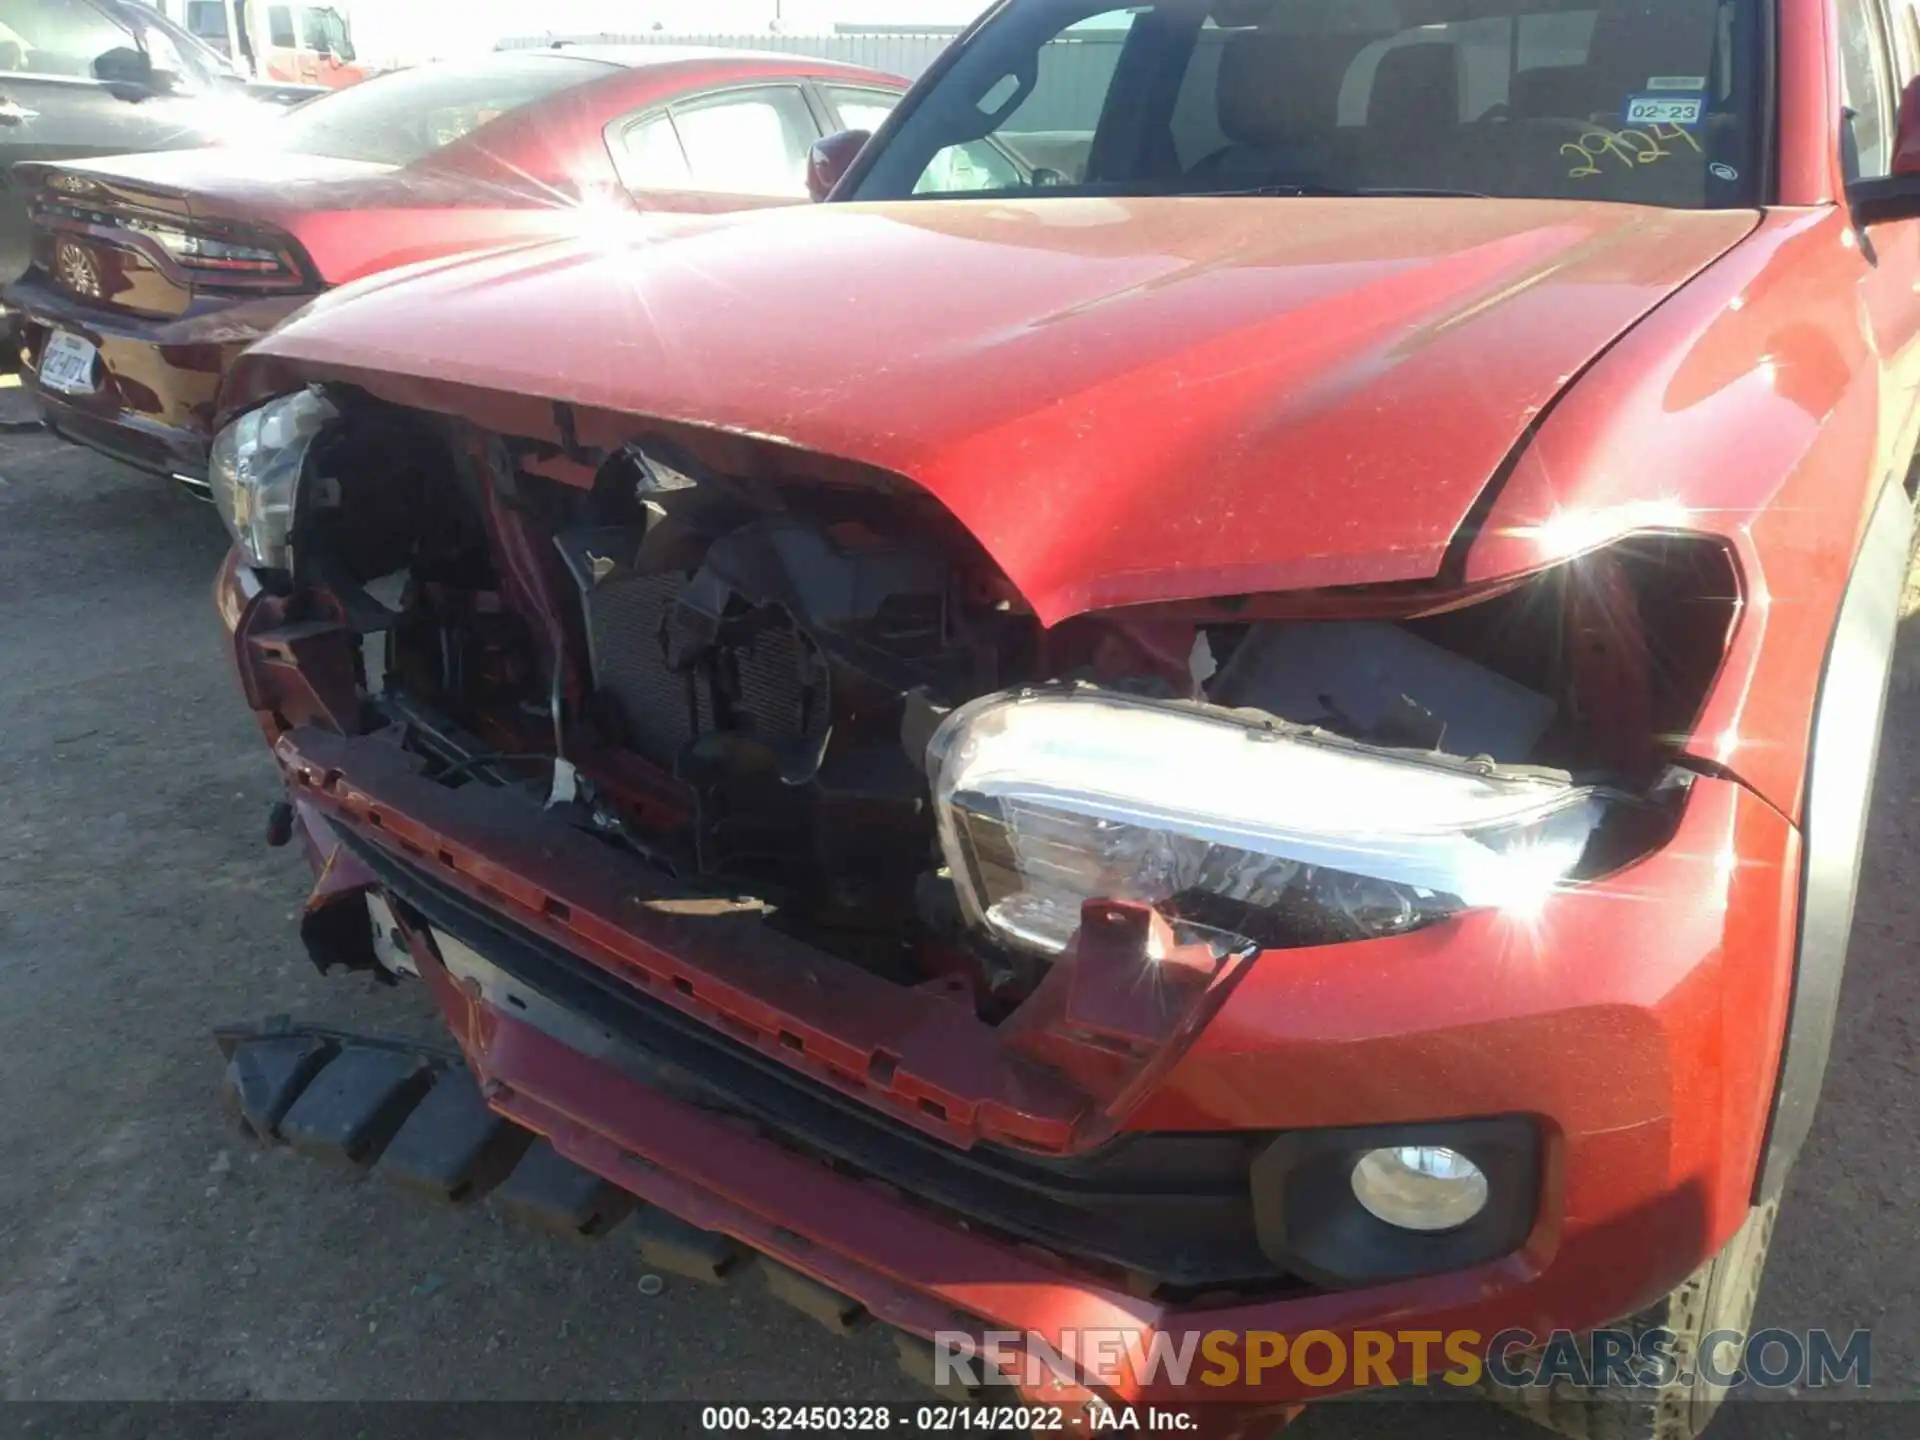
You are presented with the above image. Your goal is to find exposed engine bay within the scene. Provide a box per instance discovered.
[547,491,1008,954]
[288,393,1738,1020]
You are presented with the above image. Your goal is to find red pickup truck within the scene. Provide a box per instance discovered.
[208,0,1917,1434]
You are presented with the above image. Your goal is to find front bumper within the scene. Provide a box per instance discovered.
[6,274,304,481]
[220,554,1803,1409]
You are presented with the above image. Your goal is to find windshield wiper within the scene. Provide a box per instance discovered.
[1192,184,1495,200]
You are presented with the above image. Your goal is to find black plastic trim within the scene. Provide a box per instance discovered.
[1755,477,1913,1199]
[1760,0,1781,205]
[333,822,1295,1290]
[1249,1118,1540,1290]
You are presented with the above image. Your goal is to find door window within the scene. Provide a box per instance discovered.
[267,5,296,48]
[615,111,693,189]
[914,7,1135,190]
[139,23,189,81]
[667,86,821,197]
[1839,0,1896,177]
[303,6,351,59]
[0,0,135,79]
[825,84,900,135]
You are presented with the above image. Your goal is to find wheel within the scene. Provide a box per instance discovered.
[1486,1198,1778,1440]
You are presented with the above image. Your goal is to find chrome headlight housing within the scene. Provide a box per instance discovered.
[928,689,1608,959]
[208,388,334,571]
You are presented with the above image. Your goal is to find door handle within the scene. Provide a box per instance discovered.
[0,100,38,125]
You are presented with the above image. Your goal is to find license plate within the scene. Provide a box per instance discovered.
[38,330,98,394]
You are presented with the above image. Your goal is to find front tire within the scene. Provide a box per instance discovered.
[1488,1198,1779,1440]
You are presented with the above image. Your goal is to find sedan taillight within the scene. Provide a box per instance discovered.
[32,198,307,289]
[121,218,296,279]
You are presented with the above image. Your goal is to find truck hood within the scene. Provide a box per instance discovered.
[247,196,1759,623]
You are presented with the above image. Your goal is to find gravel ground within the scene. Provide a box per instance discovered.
[0,420,1912,1438]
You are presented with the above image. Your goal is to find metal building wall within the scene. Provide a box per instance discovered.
[495,31,961,80]
[496,27,1136,136]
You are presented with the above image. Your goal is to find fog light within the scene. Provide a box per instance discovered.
[1350,1146,1489,1232]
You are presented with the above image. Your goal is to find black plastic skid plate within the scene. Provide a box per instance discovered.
[215,1021,961,1397]
[491,1137,637,1237]
[379,1065,532,1202]
[222,1034,338,1140]
[277,1046,435,1166]
[630,1205,748,1284]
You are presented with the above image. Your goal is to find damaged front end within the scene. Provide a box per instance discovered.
[216,383,1742,1302]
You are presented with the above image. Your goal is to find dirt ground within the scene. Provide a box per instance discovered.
[0,418,1913,1438]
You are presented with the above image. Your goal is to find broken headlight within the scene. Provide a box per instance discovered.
[928,689,1608,959]
[209,388,335,572]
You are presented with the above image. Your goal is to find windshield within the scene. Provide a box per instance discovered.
[266,52,610,166]
[852,0,1763,209]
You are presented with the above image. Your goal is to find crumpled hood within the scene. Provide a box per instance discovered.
[247,196,1758,622]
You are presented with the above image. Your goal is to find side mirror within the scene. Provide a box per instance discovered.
[1851,76,1920,224]
[806,128,870,202]
[93,45,156,95]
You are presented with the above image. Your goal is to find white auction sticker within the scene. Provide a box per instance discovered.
[1626,94,1704,127]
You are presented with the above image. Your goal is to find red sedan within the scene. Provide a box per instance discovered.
[3,45,905,485]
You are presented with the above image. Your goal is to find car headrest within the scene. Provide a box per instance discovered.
[1215,29,1350,149]
[1366,42,1460,136]
[1508,65,1589,120]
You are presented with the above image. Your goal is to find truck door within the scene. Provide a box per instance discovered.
[260,1,305,82]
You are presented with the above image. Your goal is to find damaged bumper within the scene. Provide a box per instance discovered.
[236,641,1797,1413]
